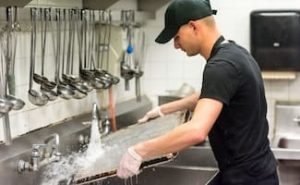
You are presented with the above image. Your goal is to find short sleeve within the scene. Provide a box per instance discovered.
[200,60,240,105]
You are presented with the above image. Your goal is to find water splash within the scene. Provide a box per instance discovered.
[39,152,84,185]
[40,114,181,185]
[40,119,107,185]
[85,119,102,162]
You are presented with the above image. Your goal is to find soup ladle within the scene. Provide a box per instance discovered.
[40,85,58,101]
[5,95,25,110]
[28,8,48,106]
[5,8,26,110]
[0,98,13,113]
[54,9,75,100]
[31,9,48,85]
[40,8,57,91]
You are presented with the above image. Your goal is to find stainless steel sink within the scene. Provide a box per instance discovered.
[76,146,218,185]
[278,137,300,149]
[273,103,300,185]
[93,166,217,185]
[273,137,300,185]
[271,137,300,161]
[275,137,300,167]
[166,146,218,168]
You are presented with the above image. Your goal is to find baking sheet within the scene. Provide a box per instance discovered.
[73,113,184,182]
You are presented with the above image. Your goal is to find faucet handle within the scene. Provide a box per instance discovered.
[53,151,62,162]
[103,116,110,126]
[32,143,47,150]
[17,160,31,173]
[44,133,60,146]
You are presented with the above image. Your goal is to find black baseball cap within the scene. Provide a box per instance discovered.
[155,0,217,44]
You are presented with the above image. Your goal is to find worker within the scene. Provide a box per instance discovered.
[117,0,279,184]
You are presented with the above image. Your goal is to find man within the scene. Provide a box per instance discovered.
[117,0,279,184]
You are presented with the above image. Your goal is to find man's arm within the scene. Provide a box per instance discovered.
[138,92,200,123]
[134,98,223,159]
[160,92,200,115]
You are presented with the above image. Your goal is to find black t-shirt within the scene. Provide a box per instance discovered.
[200,37,277,182]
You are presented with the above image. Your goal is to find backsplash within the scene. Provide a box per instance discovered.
[0,0,139,143]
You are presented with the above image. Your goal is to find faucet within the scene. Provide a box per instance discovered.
[17,133,61,173]
[42,133,61,162]
[92,103,111,136]
[77,104,111,152]
[92,103,101,122]
[101,116,111,137]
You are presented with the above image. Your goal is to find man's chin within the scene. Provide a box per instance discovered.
[186,52,197,57]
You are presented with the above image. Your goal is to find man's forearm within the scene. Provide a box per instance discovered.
[160,92,200,115]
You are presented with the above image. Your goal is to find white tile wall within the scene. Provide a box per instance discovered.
[142,0,300,139]
[0,0,140,143]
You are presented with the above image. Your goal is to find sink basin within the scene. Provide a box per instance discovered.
[271,137,300,161]
[76,166,218,185]
[274,137,300,185]
[167,146,218,168]
[278,137,300,149]
[273,137,300,167]
[71,146,218,185]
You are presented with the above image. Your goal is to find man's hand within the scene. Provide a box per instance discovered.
[117,147,143,179]
[138,106,164,123]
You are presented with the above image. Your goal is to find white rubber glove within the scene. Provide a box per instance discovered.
[117,147,143,179]
[138,106,164,123]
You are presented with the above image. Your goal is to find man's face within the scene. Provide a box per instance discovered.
[173,23,200,56]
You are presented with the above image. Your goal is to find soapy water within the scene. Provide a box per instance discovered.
[39,114,181,185]
[40,119,116,185]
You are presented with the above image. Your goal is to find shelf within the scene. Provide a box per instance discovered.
[82,0,119,10]
[137,0,170,12]
[262,71,297,80]
[0,0,32,7]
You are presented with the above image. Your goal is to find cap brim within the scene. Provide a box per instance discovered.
[155,27,179,44]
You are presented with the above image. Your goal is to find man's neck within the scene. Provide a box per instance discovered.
[201,32,222,60]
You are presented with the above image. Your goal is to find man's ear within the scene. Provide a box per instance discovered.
[188,20,200,34]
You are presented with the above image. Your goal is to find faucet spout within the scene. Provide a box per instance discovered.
[44,133,60,147]
[92,103,100,121]
[44,133,60,155]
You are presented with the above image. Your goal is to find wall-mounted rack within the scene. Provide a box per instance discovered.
[0,7,154,28]
[0,0,31,7]
[0,0,171,14]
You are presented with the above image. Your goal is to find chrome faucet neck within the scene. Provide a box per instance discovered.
[92,103,101,121]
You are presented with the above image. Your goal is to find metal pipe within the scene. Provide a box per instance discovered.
[3,114,12,145]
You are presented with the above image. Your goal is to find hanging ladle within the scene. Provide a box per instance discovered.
[38,8,58,101]
[62,10,81,84]
[34,8,57,91]
[28,8,48,106]
[89,10,112,89]
[61,9,89,95]
[0,26,13,115]
[3,6,25,110]
[58,9,86,99]
[99,10,120,85]
[32,8,48,85]
[0,66,13,114]
[80,9,106,90]
[53,9,75,100]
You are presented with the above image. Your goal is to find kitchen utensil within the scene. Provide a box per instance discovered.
[28,8,48,106]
